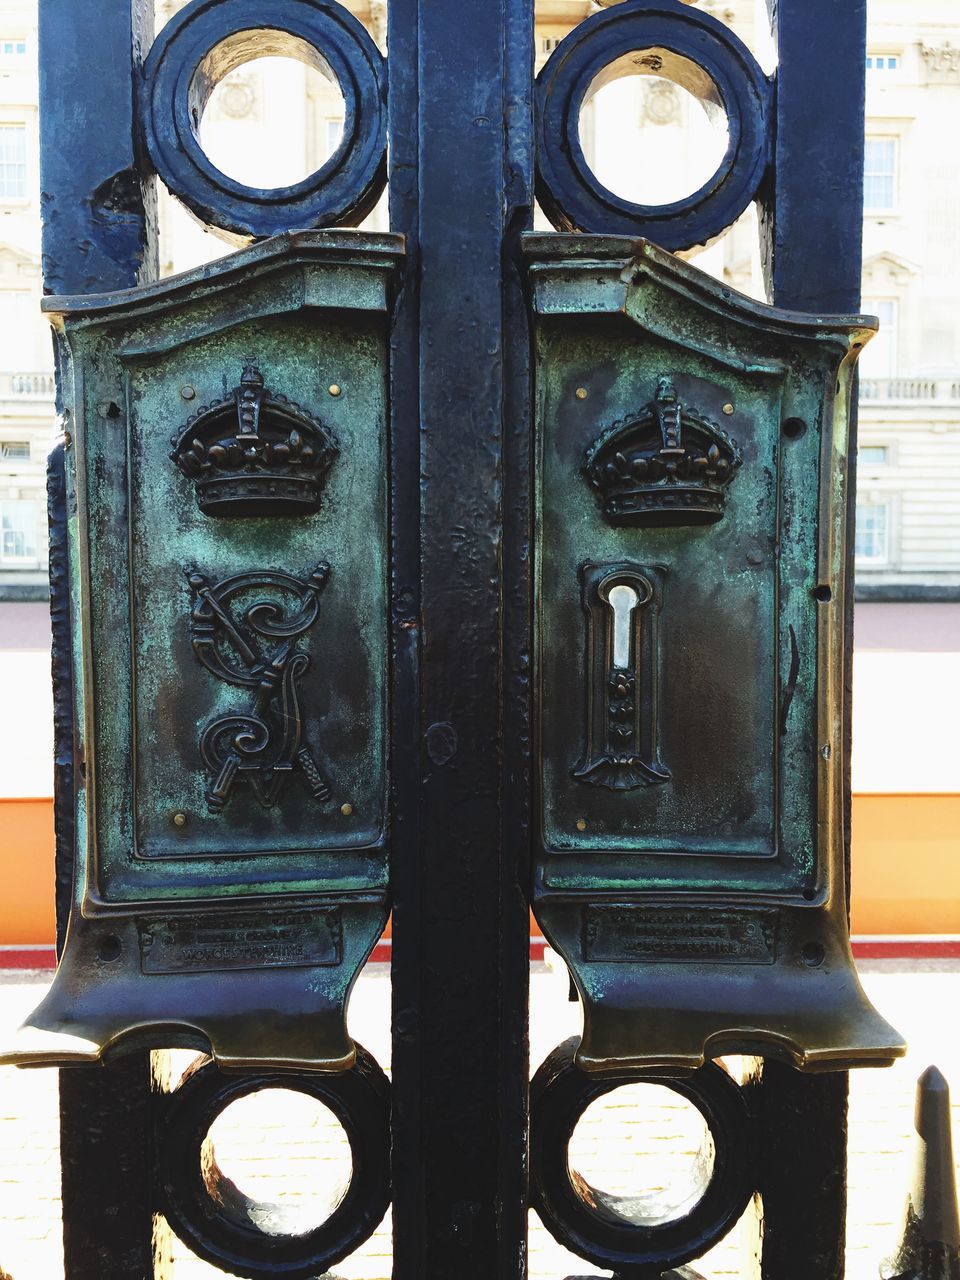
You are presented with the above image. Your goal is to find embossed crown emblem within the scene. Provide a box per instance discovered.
[170,358,339,518]
[586,376,742,527]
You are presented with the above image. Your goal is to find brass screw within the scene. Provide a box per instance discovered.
[576,818,587,832]
[722,402,734,415]
[329,384,342,397]
[181,385,196,401]
[340,802,353,817]
[172,812,188,828]
[575,387,588,400]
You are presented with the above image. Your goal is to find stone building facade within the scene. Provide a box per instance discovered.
[1,0,959,601]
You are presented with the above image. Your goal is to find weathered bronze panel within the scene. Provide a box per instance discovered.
[527,233,904,1073]
[2,231,403,1072]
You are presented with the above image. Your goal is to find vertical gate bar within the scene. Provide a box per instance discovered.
[40,2,160,1276]
[757,3,867,1277]
[501,0,537,1266]
[759,0,867,315]
[388,0,533,1275]
[39,0,157,295]
[386,0,425,1272]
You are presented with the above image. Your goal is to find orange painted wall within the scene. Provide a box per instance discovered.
[850,794,960,935]
[0,794,957,944]
[0,798,55,945]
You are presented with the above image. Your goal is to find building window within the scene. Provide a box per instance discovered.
[855,502,890,565]
[0,292,34,366]
[860,298,898,378]
[0,124,27,198]
[0,441,30,460]
[858,444,889,467]
[0,39,27,56]
[325,118,343,158]
[0,499,38,565]
[866,54,899,71]
[864,137,897,211]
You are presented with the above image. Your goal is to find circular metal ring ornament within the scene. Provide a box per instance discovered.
[535,0,771,250]
[142,0,387,241]
[530,1038,756,1276]
[157,1046,390,1280]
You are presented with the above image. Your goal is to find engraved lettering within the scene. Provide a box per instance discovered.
[583,905,776,965]
[139,910,342,974]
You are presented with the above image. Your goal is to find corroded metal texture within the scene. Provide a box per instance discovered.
[527,233,904,1074]
[3,231,402,1072]
[535,1,770,250]
[531,1037,756,1275]
[34,0,885,1274]
[386,3,534,1277]
[156,1046,391,1278]
[39,0,157,293]
[141,0,388,241]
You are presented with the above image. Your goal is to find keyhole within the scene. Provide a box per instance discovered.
[608,584,639,669]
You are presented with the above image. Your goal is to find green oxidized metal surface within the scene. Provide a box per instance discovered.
[2,231,403,1072]
[526,233,904,1074]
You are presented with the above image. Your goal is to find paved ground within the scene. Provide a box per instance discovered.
[0,959,958,1280]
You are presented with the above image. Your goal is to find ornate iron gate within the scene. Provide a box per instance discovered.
[27,0,888,1277]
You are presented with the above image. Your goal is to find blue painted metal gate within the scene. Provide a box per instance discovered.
[37,1,869,1276]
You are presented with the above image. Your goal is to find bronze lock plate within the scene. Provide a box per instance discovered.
[527,233,904,1074]
[3,231,403,1072]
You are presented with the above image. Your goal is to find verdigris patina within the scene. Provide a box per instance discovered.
[1,230,403,1072]
[527,233,904,1074]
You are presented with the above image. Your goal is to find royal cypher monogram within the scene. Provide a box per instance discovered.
[187,566,332,812]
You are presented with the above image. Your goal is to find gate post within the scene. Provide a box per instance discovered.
[40,1,160,1275]
[388,1,534,1276]
[756,2,868,1276]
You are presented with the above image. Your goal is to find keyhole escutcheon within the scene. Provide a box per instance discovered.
[607,583,639,669]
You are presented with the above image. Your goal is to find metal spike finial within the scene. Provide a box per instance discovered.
[882,1066,960,1280]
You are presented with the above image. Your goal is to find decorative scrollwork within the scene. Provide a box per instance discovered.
[921,42,960,76]
[188,565,332,812]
